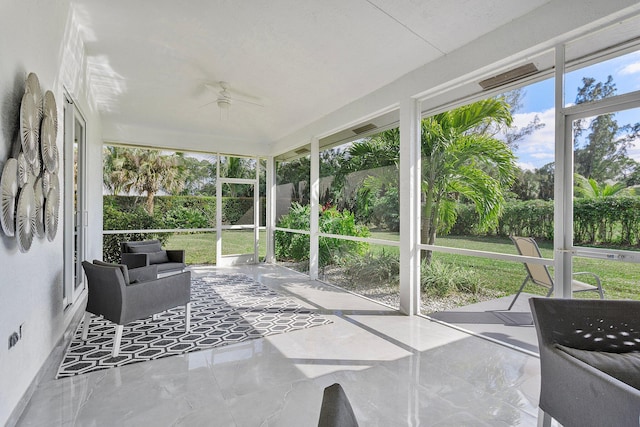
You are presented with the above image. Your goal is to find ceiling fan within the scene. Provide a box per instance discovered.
[202,81,264,116]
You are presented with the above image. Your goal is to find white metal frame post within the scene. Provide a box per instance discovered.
[216,155,222,265]
[265,156,276,263]
[254,159,260,262]
[309,138,320,280]
[553,44,572,299]
[399,98,421,315]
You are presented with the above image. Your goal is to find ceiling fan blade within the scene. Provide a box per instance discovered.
[233,97,265,107]
[198,100,218,108]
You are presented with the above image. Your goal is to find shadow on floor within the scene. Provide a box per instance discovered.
[428,293,539,354]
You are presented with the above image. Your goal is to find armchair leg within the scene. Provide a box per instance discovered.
[185,302,191,332]
[537,408,552,427]
[112,325,124,358]
[81,312,92,340]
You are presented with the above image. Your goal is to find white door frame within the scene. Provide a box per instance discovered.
[216,157,260,266]
[63,92,87,308]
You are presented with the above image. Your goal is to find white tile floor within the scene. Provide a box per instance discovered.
[16,264,541,426]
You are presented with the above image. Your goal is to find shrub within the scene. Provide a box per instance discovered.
[161,205,209,229]
[420,259,483,297]
[275,203,370,266]
[102,203,166,262]
[341,250,399,284]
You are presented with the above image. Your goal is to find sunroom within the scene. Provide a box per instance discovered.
[3,1,640,425]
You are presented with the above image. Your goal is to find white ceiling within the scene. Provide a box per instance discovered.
[69,0,640,156]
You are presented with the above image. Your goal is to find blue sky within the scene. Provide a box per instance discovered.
[512,50,640,170]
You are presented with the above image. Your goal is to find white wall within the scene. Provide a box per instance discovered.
[0,1,102,424]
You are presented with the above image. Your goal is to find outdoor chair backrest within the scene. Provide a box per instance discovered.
[511,236,553,288]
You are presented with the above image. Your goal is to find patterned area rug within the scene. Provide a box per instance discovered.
[57,273,332,378]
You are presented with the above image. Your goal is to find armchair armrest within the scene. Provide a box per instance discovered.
[121,252,149,269]
[122,271,191,323]
[166,249,185,263]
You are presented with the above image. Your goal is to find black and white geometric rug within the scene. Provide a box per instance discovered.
[57,273,332,378]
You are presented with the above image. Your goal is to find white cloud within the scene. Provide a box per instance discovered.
[531,152,555,160]
[511,108,556,169]
[620,62,640,75]
[517,161,536,171]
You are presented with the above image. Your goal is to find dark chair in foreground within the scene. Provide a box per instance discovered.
[81,260,191,357]
[120,239,186,276]
[318,383,359,427]
[508,236,604,310]
[529,297,640,427]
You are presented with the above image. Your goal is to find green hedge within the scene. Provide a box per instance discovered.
[103,195,266,262]
[448,197,640,246]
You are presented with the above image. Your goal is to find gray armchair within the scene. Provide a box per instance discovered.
[120,239,186,276]
[529,297,640,427]
[81,260,191,357]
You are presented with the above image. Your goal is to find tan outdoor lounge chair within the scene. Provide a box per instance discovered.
[508,236,604,310]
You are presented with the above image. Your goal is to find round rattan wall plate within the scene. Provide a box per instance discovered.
[41,116,58,172]
[16,180,36,252]
[25,72,43,123]
[17,152,29,188]
[44,175,59,242]
[43,90,58,134]
[42,170,51,196]
[0,158,18,237]
[20,93,40,166]
[33,176,45,238]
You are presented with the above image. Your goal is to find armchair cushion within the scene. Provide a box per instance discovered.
[556,345,640,390]
[127,241,163,253]
[148,250,170,264]
[120,240,185,274]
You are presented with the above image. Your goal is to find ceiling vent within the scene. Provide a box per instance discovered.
[352,123,378,135]
[479,63,538,90]
[294,147,310,155]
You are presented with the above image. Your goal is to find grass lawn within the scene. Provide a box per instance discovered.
[167,230,640,301]
[367,233,640,301]
[164,230,266,265]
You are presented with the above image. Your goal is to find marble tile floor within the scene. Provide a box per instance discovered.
[16,264,542,426]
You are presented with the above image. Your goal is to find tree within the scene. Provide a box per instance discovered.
[574,173,627,199]
[122,149,184,215]
[345,130,400,230]
[103,146,130,195]
[510,168,541,201]
[220,156,254,197]
[474,88,545,151]
[421,98,517,262]
[573,76,639,182]
[177,154,216,196]
[535,162,555,201]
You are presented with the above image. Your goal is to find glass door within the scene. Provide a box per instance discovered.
[216,179,259,265]
[63,95,86,308]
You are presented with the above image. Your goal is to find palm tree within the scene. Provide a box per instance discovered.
[420,98,516,262]
[103,146,130,195]
[220,156,253,197]
[343,99,516,262]
[574,173,627,198]
[123,149,184,215]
